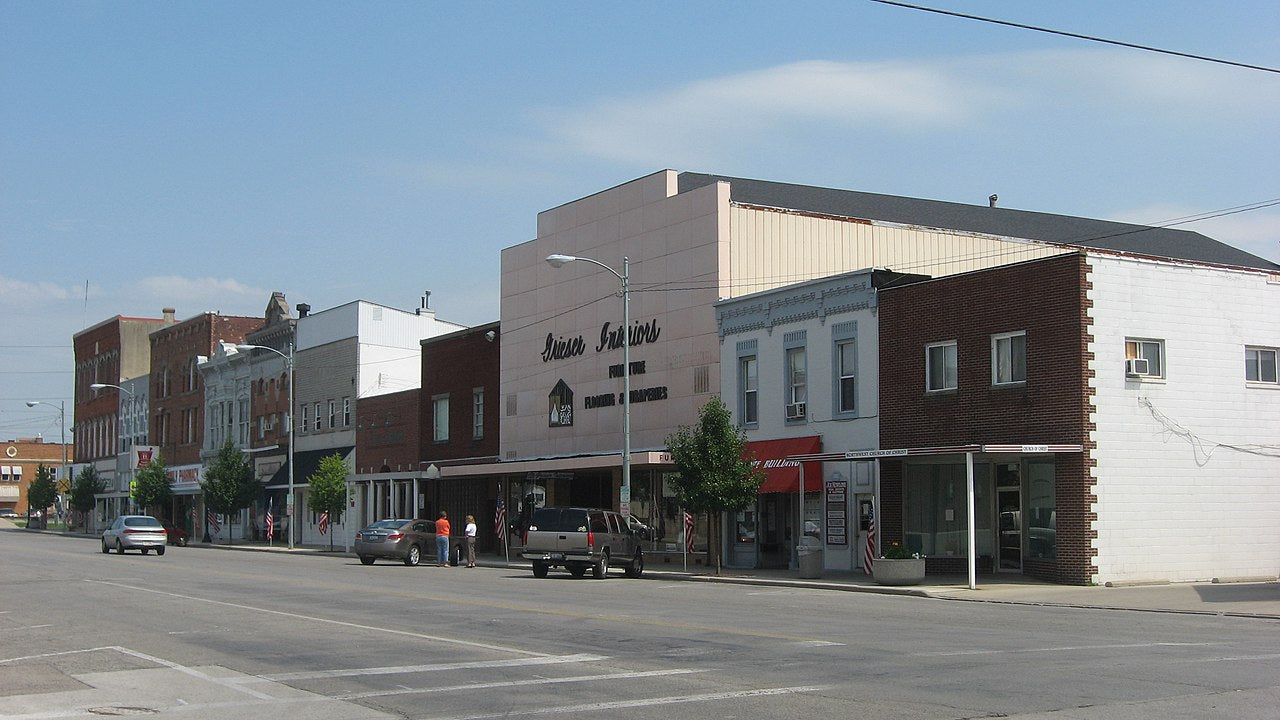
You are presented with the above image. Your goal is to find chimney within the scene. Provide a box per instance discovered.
[296,303,310,318]
[988,194,998,208]
[416,291,434,317]
[162,307,176,323]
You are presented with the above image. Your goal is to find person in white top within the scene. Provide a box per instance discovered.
[464,515,478,568]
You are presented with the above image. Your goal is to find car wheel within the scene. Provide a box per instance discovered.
[115,539,125,555]
[359,555,375,565]
[156,546,165,556]
[177,536,187,547]
[102,541,110,554]
[569,564,586,578]
[532,561,549,578]
[625,550,644,578]
[592,553,609,579]
[404,544,421,566]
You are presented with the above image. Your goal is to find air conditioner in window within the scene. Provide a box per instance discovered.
[1125,358,1150,376]
[785,402,807,420]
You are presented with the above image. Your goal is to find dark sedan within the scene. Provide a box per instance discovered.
[353,518,436,566]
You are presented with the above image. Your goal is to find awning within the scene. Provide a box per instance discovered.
[747,436,823,494]
[267,446,353,488]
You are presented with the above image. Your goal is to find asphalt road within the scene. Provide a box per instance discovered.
[2,529,1278,719]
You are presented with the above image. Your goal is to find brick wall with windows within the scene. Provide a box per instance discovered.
[420,323,500,463]
[149,313,262,467]
[878,253,1095,584]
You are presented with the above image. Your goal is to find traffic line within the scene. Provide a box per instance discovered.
[419,686,828,719]
[87,579,548,656]
[915,641,1218,657]
[0,645,274,701]
[335,668,704,700]
[240,653,610,683]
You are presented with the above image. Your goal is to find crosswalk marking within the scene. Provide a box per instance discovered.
[241,653,610,683]
[335,668,704,700]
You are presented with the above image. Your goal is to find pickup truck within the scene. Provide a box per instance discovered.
[521,506,645,579]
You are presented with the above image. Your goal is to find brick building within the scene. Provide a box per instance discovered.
[1,438,72,515]
[148,310,263,476]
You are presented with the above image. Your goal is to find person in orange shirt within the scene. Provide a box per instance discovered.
[435,511,451,566]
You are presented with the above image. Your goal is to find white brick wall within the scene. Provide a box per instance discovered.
[1087,256,1280,583]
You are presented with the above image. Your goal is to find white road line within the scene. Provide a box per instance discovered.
[421,686,828,719]
[793,640,844,647]
[240,653,610,683]
[336,668,704,700]
[0,645,273,701]
[87,579,547,657]
[4,624,53,631]
[915,641,1217,657]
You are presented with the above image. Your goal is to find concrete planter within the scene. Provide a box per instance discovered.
[872,557,925,586]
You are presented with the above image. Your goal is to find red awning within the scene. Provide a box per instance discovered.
[746,436,823,494]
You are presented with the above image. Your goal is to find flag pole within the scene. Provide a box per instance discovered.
[682,506,687,573]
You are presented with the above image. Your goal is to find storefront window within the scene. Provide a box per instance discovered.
[1026,459,1056,559]
[904,462,993,558]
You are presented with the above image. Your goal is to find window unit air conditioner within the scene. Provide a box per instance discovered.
[1125,358,1149,376]
[785,402,807,420]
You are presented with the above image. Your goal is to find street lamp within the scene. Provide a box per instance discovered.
[545,253,631,516]
[236,342,295,549]
[25,399,68,506]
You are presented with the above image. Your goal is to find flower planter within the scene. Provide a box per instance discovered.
[872,557,925,586]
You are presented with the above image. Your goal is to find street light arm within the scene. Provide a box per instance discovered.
[545,254,624,282]
[235,343,289,362]
[90,382,135,396]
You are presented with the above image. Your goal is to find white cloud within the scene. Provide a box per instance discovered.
[534,49,1280,166]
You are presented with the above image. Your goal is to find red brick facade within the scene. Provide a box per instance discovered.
[149,313,263,467]
[355,389,420,474]
[420,323,500,464]
[878,253,1095,584]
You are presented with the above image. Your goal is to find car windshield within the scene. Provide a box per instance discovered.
[529,508,590,533]
[366,520,406,530]
[124,516,162,528]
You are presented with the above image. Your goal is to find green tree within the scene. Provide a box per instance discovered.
[133,457,172,519]
[308,453,349,552]
[201,439,259,545]
[69,465,104,532]
[665,396,764,573]
[26,464,58,528]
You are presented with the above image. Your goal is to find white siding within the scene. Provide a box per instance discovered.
[1087,256,1280,584]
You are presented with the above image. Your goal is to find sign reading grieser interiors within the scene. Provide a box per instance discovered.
[541,318,663,363]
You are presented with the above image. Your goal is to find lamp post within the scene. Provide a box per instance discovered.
[545,253,631,516]
[25,400,67,501]
[236,341,295,549]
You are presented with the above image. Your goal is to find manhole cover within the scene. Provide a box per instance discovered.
[87,708,159,716]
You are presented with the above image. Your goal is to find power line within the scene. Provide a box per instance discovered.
[870,0,1280,74]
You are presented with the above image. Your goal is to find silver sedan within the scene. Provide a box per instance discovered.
[354,518,436,566]
[102,515,168,555]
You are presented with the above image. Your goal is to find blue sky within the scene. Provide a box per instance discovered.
[3,1,1278,441]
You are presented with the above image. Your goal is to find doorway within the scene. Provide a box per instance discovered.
[996,463,1022,572]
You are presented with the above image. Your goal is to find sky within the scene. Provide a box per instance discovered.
[3,0,1278,442]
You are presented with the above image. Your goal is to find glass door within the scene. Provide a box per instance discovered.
[996,463,1022,572]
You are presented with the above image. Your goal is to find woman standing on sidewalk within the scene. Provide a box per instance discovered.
[435,511,451,566]
[464,515,477,567]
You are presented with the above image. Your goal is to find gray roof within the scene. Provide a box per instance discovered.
[678,172,1278,272]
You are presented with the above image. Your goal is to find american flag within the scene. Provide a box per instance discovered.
[318,510,330,535]
[494,498,506,539]
[683,511,695,553]
[863,505,876,575]
[207,509,221,534]
[265,500,274,540]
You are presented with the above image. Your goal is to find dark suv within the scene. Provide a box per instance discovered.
[521,507,644,579]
